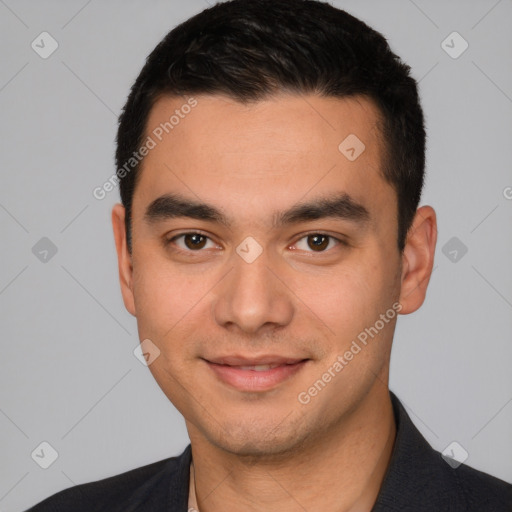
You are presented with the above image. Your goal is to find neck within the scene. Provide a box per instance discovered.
[187,385,396,512]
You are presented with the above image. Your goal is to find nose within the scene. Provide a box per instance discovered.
[211,249,294,335]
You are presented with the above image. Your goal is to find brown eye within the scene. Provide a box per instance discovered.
[307,234,329,251]
[166,232,216,252]
[183,233,207,250]
[293,233,342,253]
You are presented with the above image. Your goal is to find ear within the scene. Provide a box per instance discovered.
[398,205,437,315]
[112,203,136,316]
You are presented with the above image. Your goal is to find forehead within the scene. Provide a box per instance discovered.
[135,93,394,229]
[145,92,383,157]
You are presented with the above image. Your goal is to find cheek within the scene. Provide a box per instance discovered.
[132,264,204,384]
[314,269,376,329]
[131,258,182,335]
[131,255,215,341]
[306,258,395,347]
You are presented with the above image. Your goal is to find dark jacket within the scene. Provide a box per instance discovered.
[26,392,512,511]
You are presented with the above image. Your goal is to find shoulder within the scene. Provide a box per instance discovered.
[374,392,512,511]
[25,445,191,512]
[448,460,512,510]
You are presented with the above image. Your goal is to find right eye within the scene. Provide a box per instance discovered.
[164,232,220,253]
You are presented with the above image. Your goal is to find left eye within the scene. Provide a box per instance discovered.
[293,234,341,252]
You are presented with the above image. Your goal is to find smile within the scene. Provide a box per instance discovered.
[203,358,309,392]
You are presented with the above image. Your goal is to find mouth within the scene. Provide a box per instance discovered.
[203,355,310,392]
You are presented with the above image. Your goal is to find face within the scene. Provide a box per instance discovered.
[112,93,431,457]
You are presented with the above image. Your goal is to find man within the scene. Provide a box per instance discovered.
[28,0,512,510]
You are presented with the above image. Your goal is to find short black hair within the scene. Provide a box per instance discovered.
[116,0,425,254]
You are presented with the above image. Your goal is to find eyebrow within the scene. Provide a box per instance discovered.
[144,192,371,229]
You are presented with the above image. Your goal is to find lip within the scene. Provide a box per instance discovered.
[206,355,306,366]
[203,356,309,392]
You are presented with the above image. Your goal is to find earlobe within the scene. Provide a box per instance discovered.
[398,206,437,315]
[111,203,136,316]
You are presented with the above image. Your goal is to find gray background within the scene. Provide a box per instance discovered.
[1,0,511,510]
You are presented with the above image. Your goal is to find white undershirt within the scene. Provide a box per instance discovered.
[188,461,199,512]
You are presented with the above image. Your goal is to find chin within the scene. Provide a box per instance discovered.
[214,435,300,460]
[201,412,315,460]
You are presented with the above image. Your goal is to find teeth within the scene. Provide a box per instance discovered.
[237,364,279,371]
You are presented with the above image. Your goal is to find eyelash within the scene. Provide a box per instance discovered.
[164,231,347,255]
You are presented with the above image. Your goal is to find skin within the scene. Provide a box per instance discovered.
[112,93,437,511]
